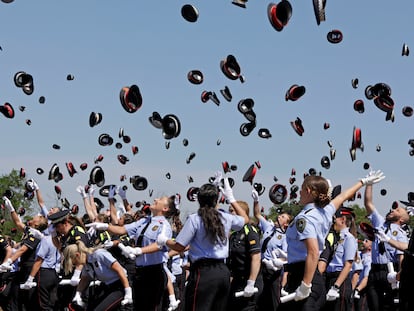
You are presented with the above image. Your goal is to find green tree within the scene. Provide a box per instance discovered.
[0,169,34,240]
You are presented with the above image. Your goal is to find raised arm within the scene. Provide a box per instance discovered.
[363,184,375,216]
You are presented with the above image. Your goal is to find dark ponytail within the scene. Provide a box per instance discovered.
[197,184,226,244]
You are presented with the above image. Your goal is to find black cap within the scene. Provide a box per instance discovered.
[220,55,241,80]
[149,111,163,129]
[253,183,266,196]
[49,209,70,224]
[269,184,288,204]
[320,156,330,169]
[187,187,199,202]
[327,29,343,44]
[0,103,15,119]
[89,112,103,127]
[119,85,143,113]
[291,117,304,136]
[258,128,272,139]
[181,4,199,23]
[117,154,129,165]
[99,185,116,197]
[89,166,105,187]
[130,175,148,191]
[162,114,181,140]
[402,43,410,56]
[242,164,257,185]
[240,121,256,137]
[353,99,365,113]
[335,206,355,218]
[187,70,203,84]
[220,86,232,102]
[402,106,413,117]
[285,84,306,101]
[98,134,113,146]
[48,163,60,181]
[132,146,139,155]
[359,222,376,241]
[267,1,293,32]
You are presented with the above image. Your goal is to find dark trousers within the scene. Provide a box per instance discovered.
[366,264,396,311]
[134,263,167,311]
[353,288,369,311]
[16,265,38,311]
[322,271,353,311]
[256,266,280,311]
[87,280,132,311]
[185,259,230,311]
[0,271,16,311]
[279,261,326,311]
[228,273,263,311]
[36,268,59,311]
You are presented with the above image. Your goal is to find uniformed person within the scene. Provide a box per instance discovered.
[228,200,262,311]
[0,233,14,311]
[352,238,372,311]
[323,207,358,311]
[86,194,179,311]
[252,190,292,311]
[64,241,133,310]
[278,170,384,311]
[156,178,250,311]
[364,183,409,311]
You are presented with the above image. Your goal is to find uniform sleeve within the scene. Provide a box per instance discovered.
[245,224,261,254]
[35,238,49,260]
[368,210,385,228]
[230,215,245,231]
[343,236,357,262]
[259,217,271,233]
[296,215,317,241]
[22,234,40,250]
[175,216,197,247]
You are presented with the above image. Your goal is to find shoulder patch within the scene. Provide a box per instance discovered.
[296,218,306,233]
[152,225,159,231]
[392,230,398,236]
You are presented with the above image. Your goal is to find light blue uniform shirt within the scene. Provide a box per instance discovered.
[84,249,125,285]
[125,215,172,266]
[368,210,408,264]
[286,203,335,264]
[36,235,61,272]
[359,251,372,281]
[175,210,244,262]
[258,217,287,260]
[327,227,357,273]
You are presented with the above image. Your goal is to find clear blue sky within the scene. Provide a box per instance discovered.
[0,0,413,218]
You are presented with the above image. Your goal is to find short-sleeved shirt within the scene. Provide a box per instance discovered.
[84,249,125,285]
[125,215,172,266]
[258,217,287,260]
[0,234,9,263]
[36,235,61,271]
[175,210,244,262]
[20,228,41,269]
[228,223,261,277]
[369,210,408,264]
[327,227,357,273]
[286,203,335,264]
[61,225,90,250]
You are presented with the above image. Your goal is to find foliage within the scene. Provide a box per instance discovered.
[0,169,34,240]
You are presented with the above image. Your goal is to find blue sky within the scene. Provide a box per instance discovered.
[0,0,413,218]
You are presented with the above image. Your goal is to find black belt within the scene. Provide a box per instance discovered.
[40,267,56,271]
[370,263,388,271]
[284,261,305,273]
[135,263,163,271]
[192,258,225,267]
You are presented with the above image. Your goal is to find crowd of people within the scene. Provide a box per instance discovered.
[0,168,412,311]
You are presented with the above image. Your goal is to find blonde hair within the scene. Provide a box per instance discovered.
[63,241,93,275]
[236,201,250,215]
[303,176,330,207]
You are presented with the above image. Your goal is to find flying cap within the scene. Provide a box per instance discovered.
[80,163,88,171]
[66,74,74,81]
[402,106,413,117]
[313,0,326,25]
[99,184,116,197]
[94,198,104,212]
[320,156,330,169]
[238,98,254,114]
[402,43,409,56]
[335,206,355,218]
[187,187,199,202]
[149,111,163,129]
[117,154,129,165]
[353,99,365,113]
[232,0,247,8]
[359,222,376,241]
[98,134,113,146]
[36,168,44,175]
[285,84,306,101]
[130,175,148,191]
[89,112,102,127]
[48,209,70,224]
[220,86,232,102]
[0,103,15,119]
[162,114,181,140]
[119,84,143,113]
[267,1,293,32]
[19,168,25,178]
[323,122,330,130]
[327,30,343,44]
[89,166,105,187]
[242,164,257,185]
[269,184,288,204]
[258,128,272,139]
[240,121,256,137]
[399,192,414,207]
[187,70,203,84]
[220,55,241,80]
[48,163,60,181]
[351,78,359,89]
[181,4,199,22]
[290,117,304,136]
[253,183,266,196]
[132,146,139,155]
[122,135,130,144]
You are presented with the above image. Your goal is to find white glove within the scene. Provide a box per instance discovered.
[72,291,86,308]
[157,234,168,247]
[243,279,257,297]
[251,189,259,202]
[88,184,96,196]
[128,246,143,256]
[353,289,360,299]
[108,185,117,200]
[212,171,223,187]
[174,193,181,210]
[103,240,114,249]
[121,287,133,305]
[281,288,289,297]
[85,222,109,231]
[28,228,44,240]
[273,248,288,260]
[168,294,180,311]
[118,186,127,201]
[376,229,390,243]
[2,196,15,212]
[387,272,397,284]
[70,268,82,286]
[326,286,340,301]
[20,275,36,290]
[27,179,39,191]
[391,281,399,290]
[360,170,385,186]
[0,258,13,272]
[262,259,278,271]
[272,257,286,269]
[294,281,312,301]
[87,226,96,239]
[76,185,87,199]
[219,177,236,203]
[118,243,136,260]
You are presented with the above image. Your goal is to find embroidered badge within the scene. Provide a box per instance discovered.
[152,225,159,231]
[249,240,256,245]
[296,218,306,233]
[392,230,397,236]
[277,235,282,240]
